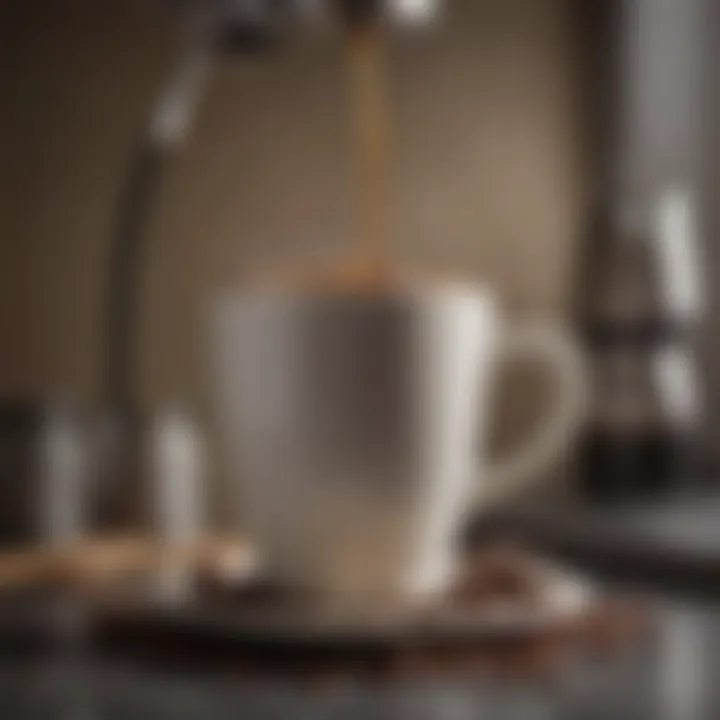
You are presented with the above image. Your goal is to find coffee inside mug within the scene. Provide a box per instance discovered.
[251,256,424,294]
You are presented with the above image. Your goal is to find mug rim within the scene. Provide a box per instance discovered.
[210,280,497,310]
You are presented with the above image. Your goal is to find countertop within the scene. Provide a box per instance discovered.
[3,496,720,718]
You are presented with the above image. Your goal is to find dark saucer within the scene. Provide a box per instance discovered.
[89,569,597,678]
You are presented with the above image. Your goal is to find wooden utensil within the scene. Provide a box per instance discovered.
[0,536,255,593]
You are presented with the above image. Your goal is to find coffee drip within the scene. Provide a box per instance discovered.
[263,7,400,292]
[344,15,394,278]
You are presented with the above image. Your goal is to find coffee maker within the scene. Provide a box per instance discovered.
[576,0,708,504]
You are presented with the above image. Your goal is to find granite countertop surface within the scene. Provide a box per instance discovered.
[0,582,718,718]
[1,496,720,717]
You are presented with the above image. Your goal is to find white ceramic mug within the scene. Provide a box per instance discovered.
[210,283,585,599]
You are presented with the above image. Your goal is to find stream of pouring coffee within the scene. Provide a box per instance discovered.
[255,6,397,290]
[344,14,395,286]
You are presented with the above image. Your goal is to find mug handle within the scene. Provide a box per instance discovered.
[478,320,587,507]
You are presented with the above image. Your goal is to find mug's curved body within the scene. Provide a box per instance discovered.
[211,287,498,599]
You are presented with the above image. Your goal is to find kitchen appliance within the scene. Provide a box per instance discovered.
[579,189,703,503]
[577,0,707,503]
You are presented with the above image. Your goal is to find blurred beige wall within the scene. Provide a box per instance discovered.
[0,0,588,431]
